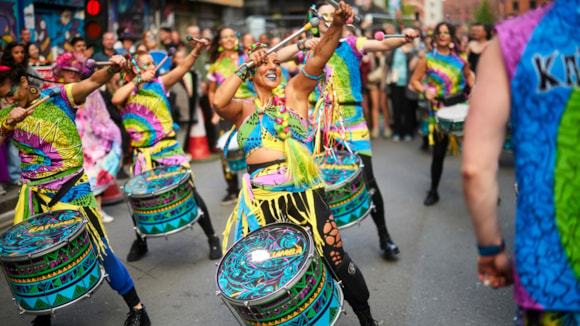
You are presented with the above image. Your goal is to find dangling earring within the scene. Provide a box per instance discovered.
[311,27,319,36]
[218,45,224,52]
[449,42,455,49]
[28,85,40,95]
[234,39,239,51]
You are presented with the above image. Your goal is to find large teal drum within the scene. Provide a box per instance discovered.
[216,223,343,326]
[123,165,201,238]
[0,210,104,314]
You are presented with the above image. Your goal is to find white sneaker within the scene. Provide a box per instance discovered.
[100,210,115,223]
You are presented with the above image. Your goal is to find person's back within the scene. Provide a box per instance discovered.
[496,0,580,312]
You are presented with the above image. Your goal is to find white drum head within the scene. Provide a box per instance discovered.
[216,130,239,151]
[436,103,469,121]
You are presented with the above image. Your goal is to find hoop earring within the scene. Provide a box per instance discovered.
[28,85,40,95]
[234,40,239,51]
[218,45,224,52]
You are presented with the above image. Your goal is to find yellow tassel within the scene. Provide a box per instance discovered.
[284,138,320,187]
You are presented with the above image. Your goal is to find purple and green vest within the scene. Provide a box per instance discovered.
[496,0,580,311]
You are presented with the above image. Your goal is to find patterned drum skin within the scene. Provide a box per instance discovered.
[123,165,201,237]
[0,210,104,314]
[318,151,373,229]
[216,223,343,326]
[435,103,469,136]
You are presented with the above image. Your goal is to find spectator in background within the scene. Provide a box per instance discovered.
[201,28,213,40]
[142,30,159,51]
[28,43,46,66]
[259,33,271,45]
[241,33,255,55]
[1,42,43,88]
[93,32,117,62]
[466,22,492,73]
[171,31,186,51]
[115,28,136,55]
[70,36,87,56]
[160,27,177,51]
[169,49,198,149]
[20,28,32,48]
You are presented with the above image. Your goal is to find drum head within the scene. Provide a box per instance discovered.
[217,223,313,304]
[216,130,239,151]
[0,210,85,260]
[436,104,469,121]
[124,165,190,197]
[318,151,361,188]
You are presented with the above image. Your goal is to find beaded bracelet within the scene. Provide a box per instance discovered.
[132,75,143,87]
[297,41,306,51]
[235,64,253,82]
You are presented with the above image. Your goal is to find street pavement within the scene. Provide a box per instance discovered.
[0,137,517,325]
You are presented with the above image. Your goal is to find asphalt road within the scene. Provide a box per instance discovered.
[0,137,517,325]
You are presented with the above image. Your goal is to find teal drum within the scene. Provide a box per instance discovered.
[318,151,373,229]
[435,103,469,136]
[216,223,343,326]
[123,165,201,238]
[217,130,247,173]
[0,210,105,314]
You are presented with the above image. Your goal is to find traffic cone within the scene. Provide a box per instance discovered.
[189,108,211,161]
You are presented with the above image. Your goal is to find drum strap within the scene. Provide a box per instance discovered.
[47,171,84,208]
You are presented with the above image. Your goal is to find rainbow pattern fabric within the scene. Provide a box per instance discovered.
[207,53,255,99]
[424,50,467,109]
[120,78,188,174]
[496,0,580,312]
[0,84,83,182]
[299,36,372,156]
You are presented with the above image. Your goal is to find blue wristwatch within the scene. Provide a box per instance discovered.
[477,239,506,256]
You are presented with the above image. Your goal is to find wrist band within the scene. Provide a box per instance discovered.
[477,239,506,257]
[297,41,306,51]
[132,75,143,87]
[235,64,253,82]
[190,52,200,58]
[301,67,324,81]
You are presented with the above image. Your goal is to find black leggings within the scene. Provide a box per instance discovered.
[360,154,387,231]
[430,130,450,192]
[259,187,371,315]
[134,187,216,241]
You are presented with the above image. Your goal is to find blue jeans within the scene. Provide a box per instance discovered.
[7,141,21,183]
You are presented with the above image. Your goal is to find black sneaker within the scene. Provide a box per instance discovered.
[208,236,223,260]
[380,237,400,260]
[355,310,379,326]
[127,239,148,262]
[124,306,151,326]
[219,193,237,206]
[31,315,51,326]
[423,190,439,206]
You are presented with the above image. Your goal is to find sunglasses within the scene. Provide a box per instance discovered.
[6,82,22,98]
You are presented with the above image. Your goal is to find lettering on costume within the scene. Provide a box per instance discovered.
[533,48,580,92]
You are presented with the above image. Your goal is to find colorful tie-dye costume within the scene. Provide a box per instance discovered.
[76,90,122,196]
[207,53,255,99]
[120,78,189,175]
[299,36,371,156]
[496,0,580,322]
[0,85,136,298]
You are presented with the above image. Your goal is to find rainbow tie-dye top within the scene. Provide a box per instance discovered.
[208,53,255,99]
[496,0,580,311]
[425,49,467,107]
[121,78,175,148]
[0,84,83,182]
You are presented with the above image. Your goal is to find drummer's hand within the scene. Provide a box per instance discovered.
[211,113,220,125]
[141,70,156,83]
[7,106,33,125]
[424,88,436,101]
[247,48,267,68]
[304,38,320,50]
[332,2,354,26]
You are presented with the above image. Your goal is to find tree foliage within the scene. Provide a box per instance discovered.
[474,0,496,23]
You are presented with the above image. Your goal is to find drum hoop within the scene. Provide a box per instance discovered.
[216,222,316,305]
[123,167,193,198]
[0,210,88,262]
[324,165,363,191]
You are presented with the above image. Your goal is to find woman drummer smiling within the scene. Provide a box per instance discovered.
[213,2,378,325]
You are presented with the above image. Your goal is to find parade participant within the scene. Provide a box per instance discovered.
[279,2,418,258]
[214,3,378,325]
[463,0,580,324]
[53,52,122,223]
[111,40,222,262]
[409,22,474,206]
[465,22,491,73]
[0,59,151,326]
[207,26,254,206]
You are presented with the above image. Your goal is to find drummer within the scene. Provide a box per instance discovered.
[0,61,151,325]
[214,3,379,325]
[409,21,474,206]
[111,39,223,262]
[207,26,255,206]
[277,3,418,259]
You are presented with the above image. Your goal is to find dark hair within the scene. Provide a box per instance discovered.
[483,23,493,40]
[0,64,27,85]
[70,36,85,47]
[432,22,463,54]
[208,26,241,63]
[1,42,29,67]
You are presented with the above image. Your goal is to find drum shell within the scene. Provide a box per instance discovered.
[435,104,469,136]
[0,211,103,313]
[125,171,200,236]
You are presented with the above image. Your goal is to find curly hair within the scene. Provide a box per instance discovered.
[0,42,29,67]
[208,26,241,63]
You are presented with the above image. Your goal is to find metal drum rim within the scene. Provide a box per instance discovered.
[123,166,193,198]
[0,210,87,262]
[318,151,363,191]
[216,222,316,306]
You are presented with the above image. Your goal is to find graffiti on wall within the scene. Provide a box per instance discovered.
[0,0,18,48]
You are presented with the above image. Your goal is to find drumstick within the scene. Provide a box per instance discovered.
[6,88,62,125]
[245,17,321,69]
[154,47,176,73]
[185,35,203,43]
[85,59,114,69]
[374,32,407,41]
